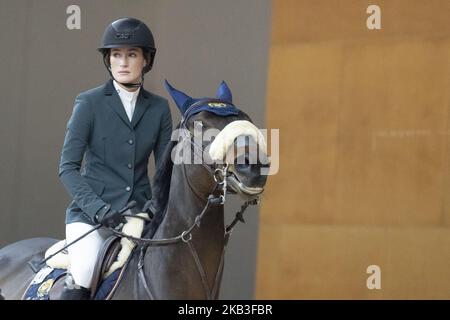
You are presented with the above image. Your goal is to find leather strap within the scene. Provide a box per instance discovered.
[137,247,155,299]
[187,240,211,300]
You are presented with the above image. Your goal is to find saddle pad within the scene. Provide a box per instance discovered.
[23,266,121,300]
[23,267,66,300]
[93,269,121,300]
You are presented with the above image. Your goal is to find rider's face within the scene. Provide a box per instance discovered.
[110,47,147,90]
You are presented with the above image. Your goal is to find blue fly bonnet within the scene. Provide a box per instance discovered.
[164,80,240,124]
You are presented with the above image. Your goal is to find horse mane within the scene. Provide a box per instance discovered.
[143,124,180,238]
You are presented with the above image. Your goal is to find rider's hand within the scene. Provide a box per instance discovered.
[95,204,125,228]
[101,209,125,228]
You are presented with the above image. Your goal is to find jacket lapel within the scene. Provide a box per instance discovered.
[131,90,150,128]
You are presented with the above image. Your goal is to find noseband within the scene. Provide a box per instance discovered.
[111,100,260,299]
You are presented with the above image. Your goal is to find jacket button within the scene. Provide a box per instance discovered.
[127,163,132,169]
[128,139,134,145]
[126,186,131,192]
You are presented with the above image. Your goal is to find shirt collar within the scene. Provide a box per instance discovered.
[113,80,140,102]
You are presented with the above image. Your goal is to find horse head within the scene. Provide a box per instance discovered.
[165,80,270,204]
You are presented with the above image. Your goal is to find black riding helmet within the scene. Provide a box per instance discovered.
[98,17,156,87]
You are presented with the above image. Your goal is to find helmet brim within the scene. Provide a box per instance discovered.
[97,44,156,52]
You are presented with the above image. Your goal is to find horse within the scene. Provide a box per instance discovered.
[0,80,269,299]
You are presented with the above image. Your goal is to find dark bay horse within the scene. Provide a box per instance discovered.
[0,81,269,299]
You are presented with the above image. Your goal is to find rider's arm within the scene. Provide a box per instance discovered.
[58,94,108,221]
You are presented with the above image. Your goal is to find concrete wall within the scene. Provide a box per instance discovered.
[256,0,450,299]
[0,0,271,299]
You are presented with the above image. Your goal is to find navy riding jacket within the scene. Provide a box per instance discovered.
[58,79,172,225]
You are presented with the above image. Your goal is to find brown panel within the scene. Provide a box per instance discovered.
[262,43,343,225]
[335,39,450,226]
[263,40,450,226]
[272,0,450,45]
[256,225,450,299]
[258,0,450,299]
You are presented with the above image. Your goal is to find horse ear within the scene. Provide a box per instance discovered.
[216,80,233,103]
[164,80,192,114]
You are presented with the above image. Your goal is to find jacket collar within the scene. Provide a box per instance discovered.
[103,79,151,129]
[103,79,149,98]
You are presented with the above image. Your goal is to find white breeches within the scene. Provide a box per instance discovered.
[66,222,108,289]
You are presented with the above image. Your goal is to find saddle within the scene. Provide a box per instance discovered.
[25,212,149,300]
[48,236,123,300]
[91,235,122,298]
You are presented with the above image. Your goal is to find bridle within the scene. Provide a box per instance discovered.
[111,99,260,299]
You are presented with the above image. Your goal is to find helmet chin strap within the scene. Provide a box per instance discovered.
[114,73,145,89]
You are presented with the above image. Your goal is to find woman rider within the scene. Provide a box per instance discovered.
[58,17,172,299]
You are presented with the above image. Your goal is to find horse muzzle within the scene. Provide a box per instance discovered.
[226,173,264,200]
